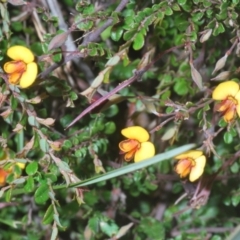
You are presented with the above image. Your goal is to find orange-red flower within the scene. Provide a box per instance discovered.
[0,168,10,186]
[212,81,240,122]
[119,126,155,162]
[174,150,206,182]
[3,45,38,88]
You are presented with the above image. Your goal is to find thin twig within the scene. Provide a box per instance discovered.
[39,0,129,79]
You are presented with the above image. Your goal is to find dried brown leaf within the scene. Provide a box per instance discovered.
[190,62,203,90]
[0,108,12,119]
[212,54,228,75]
[26,93,48,104]
[0,93,7,107]
[161,126,177,141]
[210,71,231,81]
[48,141,62,151]
[12,123,24,133]
[48,31,69,51]
[115,223,134,239]
[200,29,212,43]
[36,117,55,127]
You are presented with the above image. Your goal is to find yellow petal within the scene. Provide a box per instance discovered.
[16,162,25,169]
[189,155,206,182]
[19,62,38,88]
[119,139,139,152]
[175,150,203,160]
[134,141,155,162]
[4,61,26,73]
[236,102,240,118]
[7,45,35,63]
[121,126,149,142]
[234,90,240,102]
[212,81,239,100]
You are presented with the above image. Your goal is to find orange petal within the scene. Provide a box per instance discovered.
[175,159,193,178]
[212,81,239,100]
[4,60,26,74]
[121,126,149,142]
[8,72,22,84]
[215,100,229,112]
[0,168,8,186]
[124,148,136,161]
[19,62,38,88]
[119,139,139,152]
[189,155,206,182]
[7,45,34,63]
[223,108,235,122]
[175,150,203,160]
[134,141,155,162]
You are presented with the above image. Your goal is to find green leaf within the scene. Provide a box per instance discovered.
[53,214,65,229]
[88,217,99,233]
[99,221,118,237]
[43,204,54,225]
[226,224,240,240]
[213,22,225,36]
[26,161,38,175]
[174,78,189,96]
[111,27,123,42]
[165,6,173,15]
[51,227,58,240]
[11,177,26,185]
[104,122,116,134]
[34,182,49,204]
[224,132,233,144]
[10,95,18,110]
[133,32,144,50]
[63,139,72,149]
[24,176,35,192]
[231,162,239,174]
[138,217,165,239]
[218,118,227,128]
[178,0,187,5]
[40,139,49,153]
[5,188,12,202]
[28,116,39,127]
[232,193,240,206]
[0,218,22,228]
[123,29,136,41]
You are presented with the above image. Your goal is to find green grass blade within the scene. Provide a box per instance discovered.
[226,224,240,240]
[69,143,196,188]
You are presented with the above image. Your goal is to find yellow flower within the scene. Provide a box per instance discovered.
[3,45,38,88]
[0,148,25,186]
[212,80,240,122]
[174,150,206,182]
[119,126,155,162]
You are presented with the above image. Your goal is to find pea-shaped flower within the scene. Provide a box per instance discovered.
[212,80,240,122]
[174,150,206,182]
[0,148,25,186]
[119,126,155,162]
[3,45,38,88]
